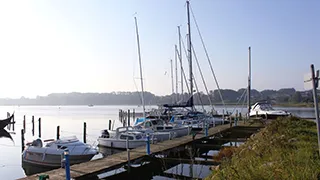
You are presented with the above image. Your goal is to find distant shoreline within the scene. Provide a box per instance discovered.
[0,103,316,108]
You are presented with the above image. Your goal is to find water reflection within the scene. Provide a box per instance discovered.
[0,129,13,141]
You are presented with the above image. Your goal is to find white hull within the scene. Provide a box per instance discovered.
[98,138,147,149]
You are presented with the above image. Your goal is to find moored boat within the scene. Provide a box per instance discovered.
[22,136,98,174]
[249,101,291,119]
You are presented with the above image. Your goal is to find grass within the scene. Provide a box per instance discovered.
[207,117,320,180]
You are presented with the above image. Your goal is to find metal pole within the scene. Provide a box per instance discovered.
[146,134,150,155]
[126,137,131,173]
[247,47,251,119]
[187,0,193,109]
[178,26,183,96]
[171,59,174,103]
[64,149,71,180]
[134,17,146,118]
[175,45,178,102]
[311,64,320,155]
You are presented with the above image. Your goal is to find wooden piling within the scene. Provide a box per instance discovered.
[57,126,60,140]
[109,120,112,130]
[128,109,130,126]
[133,109,135,122]
[83,122,87,143]
[38,118,41,138]
[123,112,126,127]
[12,114,15,131]
[32,116,35,136]
[23,115,26,133]
[222,109,225,124]
[21,129,25,152]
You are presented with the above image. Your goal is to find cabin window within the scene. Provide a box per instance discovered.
[57,145,67,150]
[156,127,164,130]
[166,127,173,129]
[145,122,152,128]
[120,135,134,140]
[136,134,142,140]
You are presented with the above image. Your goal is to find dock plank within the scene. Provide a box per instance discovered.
[18,123,247,180]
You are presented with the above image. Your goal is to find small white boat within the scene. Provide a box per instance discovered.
[249,101,291,119]
[98,127,172,149]
[22,136,98,168]
[134,118,190,137]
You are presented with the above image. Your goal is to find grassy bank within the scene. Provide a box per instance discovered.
[208,117,320,180]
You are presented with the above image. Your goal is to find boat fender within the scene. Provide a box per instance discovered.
[31,139,43,147]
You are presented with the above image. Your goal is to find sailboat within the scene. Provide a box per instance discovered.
[98,17,174,149]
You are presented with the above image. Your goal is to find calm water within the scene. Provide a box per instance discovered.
[0,105,316,179]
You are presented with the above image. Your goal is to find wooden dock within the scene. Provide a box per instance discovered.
[19,122,254,180]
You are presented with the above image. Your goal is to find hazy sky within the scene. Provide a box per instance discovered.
[0,0,319,98]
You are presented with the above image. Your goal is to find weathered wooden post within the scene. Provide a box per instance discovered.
[83,122,87,143]
[222,109,225,125]
[229,116,232,128]
[38,118,41,138]
[123,112,126,127]
[23,115,26,134]
[119,109,123,123]
[56,126,60,140]
[109,120,112,130]
[12,114,15,131]
[128,109,131,126]
[32,116,35,136]
[235,110,238,126]
[133,109,135,123]
[21,129,25,152]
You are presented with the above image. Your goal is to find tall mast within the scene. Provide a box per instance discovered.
[178,26,183,97]
[187,0,193,108]
[134,17,145,118]
[170,59,174,103]
[247,46,251,117]
[175,45,178,102]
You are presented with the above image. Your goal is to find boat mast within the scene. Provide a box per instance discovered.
[247,46,251,117]
[170,59,174,103]
[187,0,193,109]
[178,26,183,98]
[175,45,178,103]
[134,17,146,118]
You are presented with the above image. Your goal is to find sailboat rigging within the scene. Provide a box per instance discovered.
[134,16,146,118]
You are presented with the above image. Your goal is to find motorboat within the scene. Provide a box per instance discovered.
[134,118,190,137]
[249,101,291,119]
[98,126,172,149]
[98,126,177,149]
[22,136,98,169]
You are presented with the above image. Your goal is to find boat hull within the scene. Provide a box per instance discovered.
[98,138,147,149]
[22,152,95,175]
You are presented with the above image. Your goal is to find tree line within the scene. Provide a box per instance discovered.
[0,88,319,106]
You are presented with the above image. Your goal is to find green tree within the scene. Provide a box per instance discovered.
[290,92,302,103]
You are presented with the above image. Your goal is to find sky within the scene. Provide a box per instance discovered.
[0,0,319,98]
